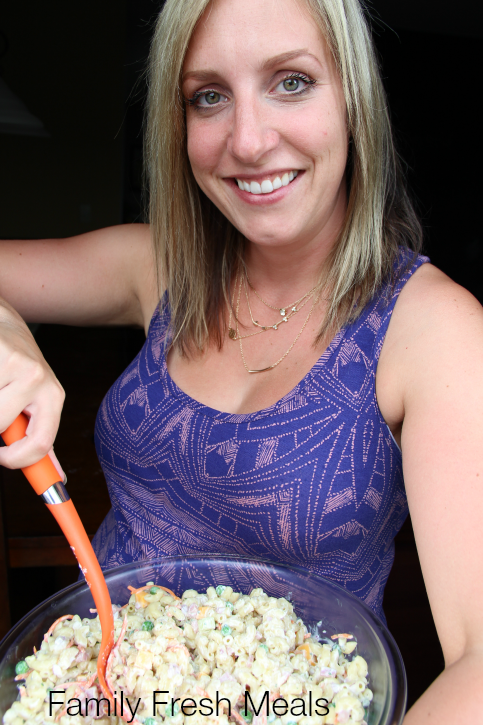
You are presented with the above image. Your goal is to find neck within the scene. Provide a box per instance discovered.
[243,178,346,303]
[243,230,336,308]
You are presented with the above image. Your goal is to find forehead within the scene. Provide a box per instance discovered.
[183,0,330,73]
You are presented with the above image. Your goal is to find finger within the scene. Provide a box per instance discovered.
[0,406,60,469]
[0,434,54,470]
[48,447,66,482]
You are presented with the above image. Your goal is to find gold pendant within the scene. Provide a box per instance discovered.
[228,328,237,340]
[248,366,273,373]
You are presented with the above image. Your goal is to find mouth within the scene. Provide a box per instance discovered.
[234,170,299,195]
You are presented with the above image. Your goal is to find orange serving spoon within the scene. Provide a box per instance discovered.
[1,413,114,701]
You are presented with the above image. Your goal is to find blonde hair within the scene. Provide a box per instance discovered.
[145,0,422,354]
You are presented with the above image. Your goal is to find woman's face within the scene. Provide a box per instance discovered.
[182,0,349,255]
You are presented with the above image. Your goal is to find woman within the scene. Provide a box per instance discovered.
[1,0,482,719]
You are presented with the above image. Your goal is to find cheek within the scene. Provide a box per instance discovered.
[284,105,346,160]
[186,118,221,181]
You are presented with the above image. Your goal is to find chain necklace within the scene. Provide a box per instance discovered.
[246,273,318,318]
[228,275,268,341]
[244,275,313,330]
[229,274,319,374]
[239,294,319,374]
[228,274,314,341]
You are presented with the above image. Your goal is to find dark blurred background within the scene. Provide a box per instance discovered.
[0,0,481,709]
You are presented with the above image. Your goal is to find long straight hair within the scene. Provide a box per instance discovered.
[145,0,422,354]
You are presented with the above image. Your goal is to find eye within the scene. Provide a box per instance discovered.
[187,90,227,108]
[283,78,302,92]
[275,73,315,95]
[201,91,222,106]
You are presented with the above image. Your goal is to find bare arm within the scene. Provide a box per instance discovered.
[378,265,483,722]
[0,224,158,468]
[0,224,157,328]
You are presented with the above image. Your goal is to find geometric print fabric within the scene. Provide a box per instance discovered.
[92,251,429,621]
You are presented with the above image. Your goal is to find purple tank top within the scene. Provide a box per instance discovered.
[92,251,428,619]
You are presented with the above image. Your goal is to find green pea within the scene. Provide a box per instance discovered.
[215,585,226,596]
[221,624,232,636]
[240,709,253,723]
[225,601,234,610]
[287,721,298,725]
[149,587,160,595]
[142,621,154,631]
[165,702,180,717]
[15,661,29,675]
[145,719,157,725]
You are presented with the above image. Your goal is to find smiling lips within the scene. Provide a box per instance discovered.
[235,170,298,195]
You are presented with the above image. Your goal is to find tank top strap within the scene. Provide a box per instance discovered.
[303,248,429,393]
[372,249,430,365]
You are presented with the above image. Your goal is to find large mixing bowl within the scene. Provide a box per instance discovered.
[0,555,406,723]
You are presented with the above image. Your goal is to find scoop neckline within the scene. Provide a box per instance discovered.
[154,248,425,423]
[162,325,347,421]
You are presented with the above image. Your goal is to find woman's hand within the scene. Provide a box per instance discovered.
[0,298,65,470]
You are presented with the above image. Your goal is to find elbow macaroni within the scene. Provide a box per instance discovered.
[3,585,373,725]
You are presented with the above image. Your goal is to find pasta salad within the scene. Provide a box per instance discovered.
[4,584,373,725]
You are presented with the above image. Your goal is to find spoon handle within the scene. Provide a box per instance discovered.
[1,413,115,701]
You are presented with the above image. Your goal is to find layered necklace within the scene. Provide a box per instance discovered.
[228,273,319,374]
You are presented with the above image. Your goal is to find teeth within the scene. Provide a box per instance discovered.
[236,172,298,194]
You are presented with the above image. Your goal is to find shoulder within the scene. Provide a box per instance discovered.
[101,223,160,331]
[387,261,483,360]
[377,262,483,427]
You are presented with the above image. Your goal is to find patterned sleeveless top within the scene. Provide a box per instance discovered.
[92,251,429,620]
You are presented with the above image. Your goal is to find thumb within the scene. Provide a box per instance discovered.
[48,447,66,483]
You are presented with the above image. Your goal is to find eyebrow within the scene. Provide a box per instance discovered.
[182,48,322,83]
[260,49,322,71]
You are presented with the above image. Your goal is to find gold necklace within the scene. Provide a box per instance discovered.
[244,276,313,330]
[236,278,319,374]
[238,296,319,373]
[228,275,314,340]
[228,275,267,340]
[228,274,319,373]
[246,273,318,318]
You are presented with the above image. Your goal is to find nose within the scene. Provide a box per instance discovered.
[227,96,280,164]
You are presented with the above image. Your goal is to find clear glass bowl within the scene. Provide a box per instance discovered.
[0,555,406,723]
